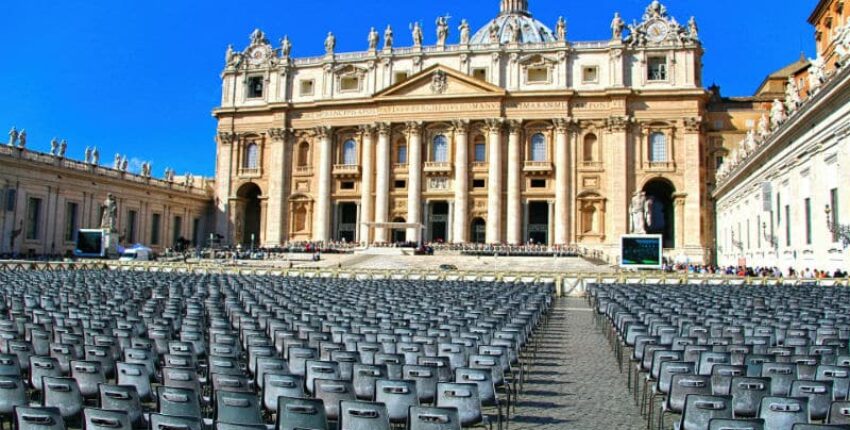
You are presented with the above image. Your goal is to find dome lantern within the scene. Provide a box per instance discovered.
[500,0,530,16]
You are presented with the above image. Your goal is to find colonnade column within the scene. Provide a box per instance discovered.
[313,126,332,242]
[682,118,703,254]
[554,119,570,245]
[374,123,390,243]
[359,125,374,245]
[406,122,423,243]
[506,120,522,245]
[266,128,289,246]
[486,118,504,244]
[452,120,469,243]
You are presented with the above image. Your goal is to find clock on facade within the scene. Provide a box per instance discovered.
[646,20,669,43]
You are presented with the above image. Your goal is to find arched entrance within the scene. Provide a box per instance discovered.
[642,179,675,249]
[471,218,486,244]
[235,183,262,247]
[391,217,406,244]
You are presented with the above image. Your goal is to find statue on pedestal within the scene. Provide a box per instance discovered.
[630,191,648,234]
[435,16,449,47]
[121,156,128,171]
[113,153,121,169]
[459,19,470,44]
[611,13,625,40]
[785,77,801,113]
[757,114,770,140]
[17,130,26,149]
[411,22,423,47]
[809,55,825,93]
[58,139,66,158]
[644,196,659,231]
[280,36,292,58]
[368,27,379,51]
[91,147,99,165]
[84,146,92,163]
[101,194,118,233]
[8,127,18,147]
[687,17,699,41]
[507,19,521,44]
[225,44,241,67]
[384,25,394,49]
[770,99,786,129]
[324,32,336,55]
[556,16,567,42]
[51,139,60,156]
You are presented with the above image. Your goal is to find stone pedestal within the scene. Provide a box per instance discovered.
[103,231,120,259]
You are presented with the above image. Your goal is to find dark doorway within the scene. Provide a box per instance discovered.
[643,179,676,249]
[337,203,357,243]
[471,218,486,244]
[391,217,406,244]
[429,202,449,243]
[527,201,549,245]
[237,183,262,246]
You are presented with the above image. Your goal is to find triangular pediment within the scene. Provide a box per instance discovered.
[375,64,506,99]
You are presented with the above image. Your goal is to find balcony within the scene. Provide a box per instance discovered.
[238,167,261,178]
[293,166,313,176]
[472,162,488,172]
[424,162,452,175]
[645,161,676,172]
[579,161,604,171]
[523,161,553,175]
[333,164,361,178]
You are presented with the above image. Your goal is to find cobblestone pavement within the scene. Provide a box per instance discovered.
[509,297,645,430]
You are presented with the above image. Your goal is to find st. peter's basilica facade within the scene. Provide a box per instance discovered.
[214,0,716,263]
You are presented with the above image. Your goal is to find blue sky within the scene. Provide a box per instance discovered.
[0,0,817,177]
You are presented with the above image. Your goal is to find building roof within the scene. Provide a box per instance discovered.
[753,55,811,96]
[808,0,833,25]
[469,0,557,45]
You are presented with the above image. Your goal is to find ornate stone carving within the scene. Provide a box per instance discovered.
[436,16,449,47]
[376,122,391,136]
[280,36,292,58]
[358,124,374,137]
[451,120,469,134]
[405,121,423,136]
[553,118,571,133]
[368,27,379,51]
[430,70,448,94]
[324,32,336,55]
[218,132,236,145]
[683,116,703,133]
[314,126,332,139]
[101,194,118,233]
[7,127,18,147]
[606,116,631,132]
[611,12,625,40]
[459,19,471,45]
[384,25,394,49]
[556,17,567,42]
[484,118,504,133]
[268,128,289,142]
[411,22,423,47]
[506,120,522,135]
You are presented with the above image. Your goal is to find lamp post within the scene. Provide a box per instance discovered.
[825,205,850,248]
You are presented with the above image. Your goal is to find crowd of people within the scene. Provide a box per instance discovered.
[663,262,849,279]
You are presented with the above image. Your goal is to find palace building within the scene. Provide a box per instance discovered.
[214,0,718,263]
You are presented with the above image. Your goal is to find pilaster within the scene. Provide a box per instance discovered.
[485,118,504,244]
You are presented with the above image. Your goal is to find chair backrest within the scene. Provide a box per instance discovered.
[264,373,306,412]
[658,361,696,395]
[288,347,318,377]
[162,367,202,392]
[789,379,833,422]
[375,379,418,424]
[216,390,262,426]
[98,384,142,427]
[29,356,61,392]
[313,379,355,422]
[149,413,202,430]
[256,358,289,389]
[729,377,770,419]
[666,374,711,414]
[276,396,328,430]
[758,396,808,429]
[404,365,439,405]
[816,364,850,400]
[761,362,796,396]
[679,395,733,430]
[455,367,498,407]
[83,408,131,430]
[305,360,341,395]
[116,362,152,401]
[338,400,390,430]
[707,418,764,430]
[710,365,746,396]
[42,376,83,419]
[435,382,483,427]
[0,374,26,415]
[407,406,462,430]
[352,364,387,401]
[211,374,252,394]
[157,385,202,419]
[15,406,66,430]
[830,400,850,424]
[71,360,105,398]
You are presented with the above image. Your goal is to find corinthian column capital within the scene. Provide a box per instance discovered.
[375,122,391,136]
[405,121,423,136]
[484,118,504,133]
[451,120,470,134]
[267,128,291,142]
[314,126,332,139]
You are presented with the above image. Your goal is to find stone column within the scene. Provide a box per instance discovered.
[548,200,555,246]
[406,122,423,243]
[359,125,374,245]
[215,132,235,244]
[486,118,504,244]
[266,128,290,246]
[605,116,630,244]
[674,193,687,249]
[374,123,391,243]
[447,201,454,243]
[682,118,703,257]
[554,119,570,245]
[313,126,333,242]
[452,120,469,243]
[506,120,522,245]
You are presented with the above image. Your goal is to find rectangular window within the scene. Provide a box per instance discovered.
[339,76,360,91]
[151,213,161,245]
[340,181,355,190]
[831,188,840,242]
[299,79,315,96]
[648,57,668,81]
[473,179,486,189]
[393,180,406,189]
[530,179,547,188]
[393,71,409,84]
[805,198,813,245]
[173,216,183,246]
[472,68,487,81]
[65,202,79,242]
[474,143,486,162]
[527,67,549,83]
[4,189,15,211]
[247,76,264,98]
[25,197,42,240]
[785,205,791,247]
[582,66,599,83]
[127,210,138,243]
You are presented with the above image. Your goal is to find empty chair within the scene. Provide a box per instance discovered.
[211,374,252,394]
[122,349,155,379]
[42,376,83,423]
[707,418,765,430]
[99,384,143,429]
[730,377,771,419]
[352,364,387,401]
[338,400,390,430]
[0,375,27,422]
[15,407,65,430]
[162,367,202,393]
[216,390,262,426]
[276,396,328,430]
[830,401,850,424]
[790,380,833,422]
[83,408,131,430]
[408,406,462,430]
[435,382,491,429]
[29,356,62,394]
[157,386,202,419]
[71,360,105,398]
[215,423,268,430]
[375,379,418,425]
[0,354,21,378]
[116,362,152,402]
[759,396,809,429]
[816,365,850,400]
[456,367,504,428]
[762,363,797,396]
[405,365,440,405]
[288,347,318,377]
[660,374,712,429]
[711,365,746,397]
[264,374,305,413]
[149,414,202,430]
[305,361,340,395]
[313,379,355,423]
[255,357,288,390]
[678,395,733,430]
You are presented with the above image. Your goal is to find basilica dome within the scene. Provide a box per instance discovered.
[469,0,557,45]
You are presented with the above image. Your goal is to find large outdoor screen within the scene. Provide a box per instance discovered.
[620,235,663,270]
[75,230,105,258]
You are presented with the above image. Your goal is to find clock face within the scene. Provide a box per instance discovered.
[646,20,669,43]
[248,47,268,65]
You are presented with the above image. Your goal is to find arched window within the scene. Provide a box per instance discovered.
[396,140,408,164]
[530,133,547,162]
[297,142,310,167]
[473,136,486,162]
[432,135,448,162]
[583,134,598,162]
[244,142,259,169]
[649,132,667,162]
[342,139,357,165]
